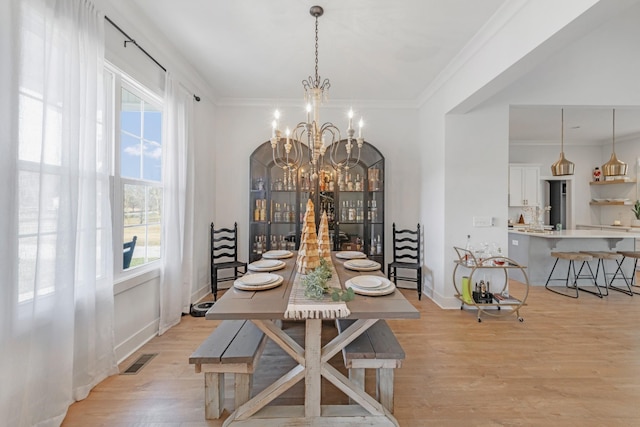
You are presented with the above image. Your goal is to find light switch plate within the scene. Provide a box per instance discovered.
[473,216,494,227]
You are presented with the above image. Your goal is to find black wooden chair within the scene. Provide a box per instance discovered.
[211,222,247,301]
[387,223,422,300]
[123,236,137,269]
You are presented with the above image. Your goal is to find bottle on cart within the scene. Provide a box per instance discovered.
[464,234,473,265]
[376,235,382,254]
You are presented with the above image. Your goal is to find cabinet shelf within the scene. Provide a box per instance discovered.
[590,179,636,185]
[589,201,632,206]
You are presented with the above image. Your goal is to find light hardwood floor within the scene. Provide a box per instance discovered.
[62,282,640,426]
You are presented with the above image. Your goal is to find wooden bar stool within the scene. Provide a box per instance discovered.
[613,251,640,295]
[545,252,602,298]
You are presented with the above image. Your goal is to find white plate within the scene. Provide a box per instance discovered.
[252,259,282,268]
[234,275,284,291]
[336,251,367,260]
[248,259,286,271]
[237,273,279,286]
[347,259,377,268]
[350,275,383,289]
[344,259,381,271]
[346,278,395,296]
[262,250,294,259]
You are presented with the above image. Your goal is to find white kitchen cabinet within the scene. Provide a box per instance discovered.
[509,165,539,207]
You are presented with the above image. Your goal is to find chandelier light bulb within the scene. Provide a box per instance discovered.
[358,118,363,138]
[306,103,312,123]
[348,109,353,128]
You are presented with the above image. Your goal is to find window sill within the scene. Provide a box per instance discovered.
[114,263,161,296]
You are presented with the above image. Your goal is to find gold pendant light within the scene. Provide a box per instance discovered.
[551,108,575,176]
[602,108,628,177]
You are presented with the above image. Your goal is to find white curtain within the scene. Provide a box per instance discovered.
[159,72,195,334]
[0,0,117,425]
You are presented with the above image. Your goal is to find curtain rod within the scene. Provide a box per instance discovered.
[104,15,201,102]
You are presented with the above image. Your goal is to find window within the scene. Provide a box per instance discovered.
[105,65,163,273]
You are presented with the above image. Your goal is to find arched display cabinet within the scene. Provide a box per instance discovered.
[249,140,385,268]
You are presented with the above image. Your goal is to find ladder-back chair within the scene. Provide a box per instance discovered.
[387,223,422,300]
[210,222,247,301]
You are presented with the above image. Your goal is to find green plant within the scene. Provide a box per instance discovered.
[301,259,355,302]
[633,200,640,220]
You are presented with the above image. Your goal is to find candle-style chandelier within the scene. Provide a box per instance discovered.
[270,5,364,182]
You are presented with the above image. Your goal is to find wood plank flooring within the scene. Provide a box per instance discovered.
[62,282,640,426]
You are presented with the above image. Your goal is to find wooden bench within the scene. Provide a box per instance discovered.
[189,320,267,419]
[335,318,405,413]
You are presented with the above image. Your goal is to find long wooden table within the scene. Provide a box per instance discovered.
[205,252,420,426]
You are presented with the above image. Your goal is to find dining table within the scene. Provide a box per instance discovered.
[205,251,420,427]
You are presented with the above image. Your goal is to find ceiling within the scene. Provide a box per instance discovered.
[129,0,506,103]
[126,1,640,145]
[510,107,640,146]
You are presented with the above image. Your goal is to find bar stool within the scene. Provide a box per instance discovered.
[580,251,629,296]
[545,252,602,298]
[613,251,640,295]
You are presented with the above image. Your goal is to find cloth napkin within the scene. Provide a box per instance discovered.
[284,262,351,320]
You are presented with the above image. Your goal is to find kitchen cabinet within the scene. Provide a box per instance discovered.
[509,165,539,207]
[249,141,385,266]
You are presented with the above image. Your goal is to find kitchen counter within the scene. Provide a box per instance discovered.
[508,230,636,285]
[576,224,640,233]
[509,229,636,238]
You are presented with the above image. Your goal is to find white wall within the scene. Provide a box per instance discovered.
[419,0,640,308]
[213,104,421,264]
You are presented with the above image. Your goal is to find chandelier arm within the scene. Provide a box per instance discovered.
[272,138,290,169]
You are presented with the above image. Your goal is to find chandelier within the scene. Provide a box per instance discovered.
[270,5,364,182]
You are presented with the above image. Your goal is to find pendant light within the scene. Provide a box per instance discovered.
[551,108,575,176]
[601,108,628,177]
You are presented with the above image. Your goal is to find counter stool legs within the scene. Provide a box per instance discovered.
[589,257,610,297]
[545,252,602,298]
[608,258,635,296]
[612,251,640,295]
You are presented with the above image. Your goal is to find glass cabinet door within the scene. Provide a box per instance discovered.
[366,159,384,265]
[269,166,298,257]
[249,155,269,261]
[336,164,366,253]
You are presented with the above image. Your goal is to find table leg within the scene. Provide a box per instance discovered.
[223,318,398,427]
[305,319,322,417]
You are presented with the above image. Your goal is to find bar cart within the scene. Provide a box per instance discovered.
[452,246,529,322]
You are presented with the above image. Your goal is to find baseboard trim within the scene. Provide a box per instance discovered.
[115,318,159,364]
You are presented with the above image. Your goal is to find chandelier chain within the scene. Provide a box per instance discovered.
[315,16,319,85]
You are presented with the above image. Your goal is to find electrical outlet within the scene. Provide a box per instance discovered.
[512,239,518,246]
[473,216,494,227]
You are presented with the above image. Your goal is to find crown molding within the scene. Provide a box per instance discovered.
[215,97,419,110]
[416,0,529,107]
